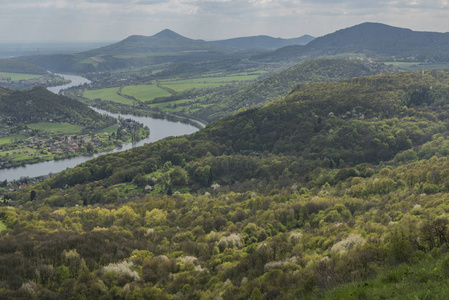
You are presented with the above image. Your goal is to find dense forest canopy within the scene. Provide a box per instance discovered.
[3,70,449,298]
[0,86,114,129]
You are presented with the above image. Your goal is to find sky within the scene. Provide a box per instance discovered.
[0,0,448,43]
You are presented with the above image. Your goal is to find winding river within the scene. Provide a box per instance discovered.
[0,74,199,181]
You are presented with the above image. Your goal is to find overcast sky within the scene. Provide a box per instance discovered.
[0,0,448,42]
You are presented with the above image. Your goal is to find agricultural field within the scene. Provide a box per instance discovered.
[97,124,120,135]
[83,87,134,105]
[79,58,99,67]
[147,98,194,109]
[121,85,171,102]
[384,62,449,71]
[0,134,26,145]
[0,72,43,81]
[159,74,261,92]
[27,123,84,134]
[114,52,181,59]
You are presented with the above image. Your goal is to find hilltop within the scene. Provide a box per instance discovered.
[83,29,229,57]
[254,22,449,63]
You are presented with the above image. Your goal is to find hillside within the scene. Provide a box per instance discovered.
[0,59,48,75]
[0,86,113,128]
[192,58,396,121]
[210,34,315,49]
[254,22,449,63]
[3,70,449,298]
[16,30,236,73]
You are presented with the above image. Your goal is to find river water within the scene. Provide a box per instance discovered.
[0,74,199,181]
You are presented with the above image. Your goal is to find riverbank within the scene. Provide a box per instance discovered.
[0,74,199,182]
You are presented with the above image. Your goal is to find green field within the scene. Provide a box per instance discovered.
[122,85,171,102]
[114,52,181,59]
[384,62,449,71]
[79,58,99,67]
[148,99,194,109]
[0,147,38,162]
[159,74,260,92]
[0,221,6,232]
[0,72,43,81]
[84,87,134,105]
[97,124,120,135]
[27,123,84,134]
[0,134,26,145]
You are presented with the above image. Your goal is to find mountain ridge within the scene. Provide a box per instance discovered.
[253,22,449,62]
[210,34,315,49]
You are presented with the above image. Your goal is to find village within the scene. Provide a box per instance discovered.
[0,117,150,170]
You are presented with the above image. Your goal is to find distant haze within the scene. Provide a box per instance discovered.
[0,0,448,43]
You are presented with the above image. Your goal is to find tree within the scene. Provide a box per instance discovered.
[170,166,188,186]
[30,190,36,201]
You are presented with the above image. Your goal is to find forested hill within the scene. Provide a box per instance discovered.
[253,22,449,62]
[193,58,396,121]
[82,29,230,57]
[16,30,234,73]
[0,59,48,75]
[210,34,315,49]
[0,86,113,128]
[5,71,449,299]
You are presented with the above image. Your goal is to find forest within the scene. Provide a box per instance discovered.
[2,70,449,298]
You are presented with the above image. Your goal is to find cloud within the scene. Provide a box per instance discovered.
[0,0,447,42]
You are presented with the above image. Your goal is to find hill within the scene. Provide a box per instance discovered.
[254,22,449,63]
[192,58,396,121]
[0,59,48,75]
[16,30,236,73]
[0,86,113,128]
[4,70,449,298]
[83,29,229,57]
[210,34,315,49]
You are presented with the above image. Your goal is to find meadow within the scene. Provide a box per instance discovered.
[159,74,261,92]
[0,147,40,163]
[0,72,43,81]
[384,61,449,71]
[121,85,171,102]
[97,124,120,135]
[83,87,134,105]
[0,134,26,145]
[27,123,84,134]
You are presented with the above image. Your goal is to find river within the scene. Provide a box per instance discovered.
[0,74,199,181]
